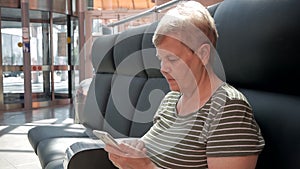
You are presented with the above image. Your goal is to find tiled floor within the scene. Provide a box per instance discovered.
[0,104,74,169]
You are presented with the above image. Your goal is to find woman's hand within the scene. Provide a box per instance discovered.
[104,139,158,169]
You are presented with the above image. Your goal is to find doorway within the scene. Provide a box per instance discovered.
[0,1,79,111]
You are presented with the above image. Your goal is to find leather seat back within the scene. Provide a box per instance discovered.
[213,0,300,168]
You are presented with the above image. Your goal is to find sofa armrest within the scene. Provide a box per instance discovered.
[64,141,117,169]
[63,137,141,169]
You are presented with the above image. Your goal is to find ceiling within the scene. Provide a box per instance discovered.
[93,0,155,10]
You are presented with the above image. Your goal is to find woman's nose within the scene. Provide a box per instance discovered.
[160,60,171,73]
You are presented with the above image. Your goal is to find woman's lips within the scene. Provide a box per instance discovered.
[167,79,176,83]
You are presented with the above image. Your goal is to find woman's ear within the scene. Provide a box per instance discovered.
[196,43,211,65]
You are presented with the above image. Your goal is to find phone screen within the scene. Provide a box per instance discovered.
[93,130,121,149]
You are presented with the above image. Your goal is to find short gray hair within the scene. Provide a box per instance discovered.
[152,1,218,50]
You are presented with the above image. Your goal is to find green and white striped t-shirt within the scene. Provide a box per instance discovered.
[142,83,265,169]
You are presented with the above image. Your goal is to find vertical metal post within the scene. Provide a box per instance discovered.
[0,8,4,106]
[67,15,73,100]
[42,12,51,98]
[21,0,32,110]
[78,0,86,82]
[50,11,55,101]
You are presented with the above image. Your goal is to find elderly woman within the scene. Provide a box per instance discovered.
[104,1,264,169]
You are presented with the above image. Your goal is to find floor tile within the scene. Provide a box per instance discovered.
[0,158,16,169]
[0,104,73,169]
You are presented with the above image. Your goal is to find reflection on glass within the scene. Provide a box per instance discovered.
[12,35,23,65]
[29,10,51,102]
[1,31,23,66]
[71,17,79,99]
[1,20,24,104]
[71,17,79,66]
[74,70,80,92]
[32,71,43,92]
[54,70,68,94]
[53,13,68,66]
[3,75,24,93]
[1,33,12,65]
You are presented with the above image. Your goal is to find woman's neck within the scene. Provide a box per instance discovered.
[177,72,223,116]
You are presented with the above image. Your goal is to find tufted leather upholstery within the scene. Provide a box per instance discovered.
[28,0,300,168]
[28,22,169,169]
[212,0,300,168]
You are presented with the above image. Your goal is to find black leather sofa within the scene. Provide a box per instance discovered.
[28,0,300,168]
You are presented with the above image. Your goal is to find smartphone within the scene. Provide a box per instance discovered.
[93,130,121,150]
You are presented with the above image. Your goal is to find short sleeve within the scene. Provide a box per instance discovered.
[206,99,265,157]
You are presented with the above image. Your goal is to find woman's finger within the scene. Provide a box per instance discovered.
[135,140,145,150]
[121,139,145,151]
[105,144,127,157]
[119,144,147,158]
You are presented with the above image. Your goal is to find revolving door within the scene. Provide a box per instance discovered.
[0,0,79,111]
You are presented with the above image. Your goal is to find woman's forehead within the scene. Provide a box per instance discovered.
[157,36,184,50]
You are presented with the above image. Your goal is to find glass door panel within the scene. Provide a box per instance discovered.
[70,17,79,91]
[53,13,69,96]
[29,10,51,102]
[1,8,52,106]
[1,8,24,105]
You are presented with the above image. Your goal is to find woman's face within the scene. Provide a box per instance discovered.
[157,36,204,92]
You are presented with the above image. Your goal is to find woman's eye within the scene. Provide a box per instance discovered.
[168,56,179,62]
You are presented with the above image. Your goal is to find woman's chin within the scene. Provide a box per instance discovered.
[169,85,180,92]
